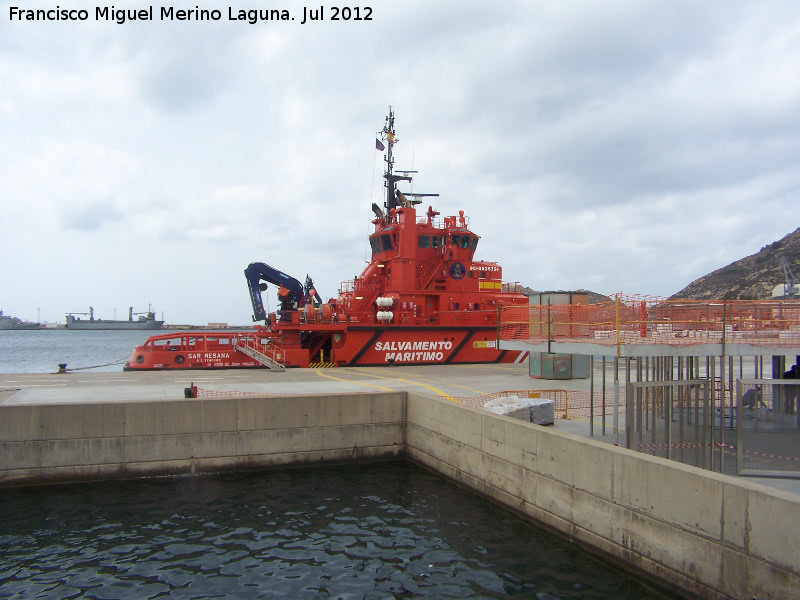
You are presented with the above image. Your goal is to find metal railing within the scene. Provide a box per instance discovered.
[625,379,714,469]
[736,379,800,478]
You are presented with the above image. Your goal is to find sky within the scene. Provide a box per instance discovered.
[1,1,799,325]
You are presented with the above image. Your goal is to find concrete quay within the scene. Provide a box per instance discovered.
[2,363,799,599]
[2,363,798,493]
[0,362,576,405]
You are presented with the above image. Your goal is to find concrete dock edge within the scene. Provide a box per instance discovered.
[1,391,798,599]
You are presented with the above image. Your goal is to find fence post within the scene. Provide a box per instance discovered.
[590,355,594,436]
[602,355,607,436]
[613,356,620,442]
[639,301,646,337]
[626,380,633,449]
[615,294,621,357]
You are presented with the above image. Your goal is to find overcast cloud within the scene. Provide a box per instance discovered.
[1,0,799,325]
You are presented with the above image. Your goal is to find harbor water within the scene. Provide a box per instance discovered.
[0,462,685,600]
[0,329,151,374]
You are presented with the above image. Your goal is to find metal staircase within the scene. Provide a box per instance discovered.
[233,335,285,372]
[419,251,446,290]
[353,279,383,314]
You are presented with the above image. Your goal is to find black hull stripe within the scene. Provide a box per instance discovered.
[444,329,476,364]
[347,330,384,366]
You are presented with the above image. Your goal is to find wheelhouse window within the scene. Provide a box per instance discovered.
[418,235,431,248]
[370,237,381,254]
[470,237,479,251]
[153,337,182,349]
[381,234,393,251]
[460,235,471,248]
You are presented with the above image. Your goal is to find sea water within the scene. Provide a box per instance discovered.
[0,462,684,600]
[0,329,165,374]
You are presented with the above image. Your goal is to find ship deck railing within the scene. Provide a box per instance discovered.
[274,309,509,328]
[232,334,285,371]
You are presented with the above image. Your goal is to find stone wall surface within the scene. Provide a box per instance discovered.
[404,392,800,600]
[0,392,406,484]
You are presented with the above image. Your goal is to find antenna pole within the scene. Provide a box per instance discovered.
[382,107,412,211]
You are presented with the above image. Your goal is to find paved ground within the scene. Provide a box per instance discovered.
[1,362,599,406]
[2,363,799,496]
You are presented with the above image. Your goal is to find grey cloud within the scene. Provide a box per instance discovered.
[60,203,123,231]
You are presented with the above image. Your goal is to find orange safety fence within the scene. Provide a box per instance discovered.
[499,294,800,348]
[564,390,626,419]
[449,389,640,420]
[191,385,739,425]
[191,387,583,420]
[192,386,629,421]
[194,388,293,399]
[448,389,570,418]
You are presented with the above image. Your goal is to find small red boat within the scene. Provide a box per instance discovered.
[124,328,285,371]
[125,110,529,371]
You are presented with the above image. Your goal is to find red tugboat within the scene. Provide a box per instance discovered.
[125,110,529,370]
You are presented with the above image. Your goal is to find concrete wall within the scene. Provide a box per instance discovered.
[2,391,799,599]
[406,392,800,600]
[0,392,405,485]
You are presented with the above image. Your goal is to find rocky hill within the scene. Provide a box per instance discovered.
[670,227,800,300]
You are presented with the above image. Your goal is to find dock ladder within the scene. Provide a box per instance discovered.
[233,334,286,372]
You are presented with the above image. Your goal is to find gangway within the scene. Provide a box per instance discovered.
[233,334,285,372]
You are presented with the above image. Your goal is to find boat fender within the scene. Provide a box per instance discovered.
[174,354,185,364]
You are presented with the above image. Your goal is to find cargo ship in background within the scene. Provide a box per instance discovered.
[0,310,40,330]
[67,305,164,330]
[125,110,529,370]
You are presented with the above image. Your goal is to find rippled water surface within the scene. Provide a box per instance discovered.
[0,329,153,373]
[0,462,683,599]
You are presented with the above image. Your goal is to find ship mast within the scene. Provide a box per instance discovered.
[383,107,411,211]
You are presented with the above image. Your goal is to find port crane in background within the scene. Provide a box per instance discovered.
[779,256,800,300]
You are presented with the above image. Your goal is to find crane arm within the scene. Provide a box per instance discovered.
[244,262,306,322]
[780,256,799,285]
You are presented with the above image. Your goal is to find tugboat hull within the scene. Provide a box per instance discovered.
[333,326,523,367]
